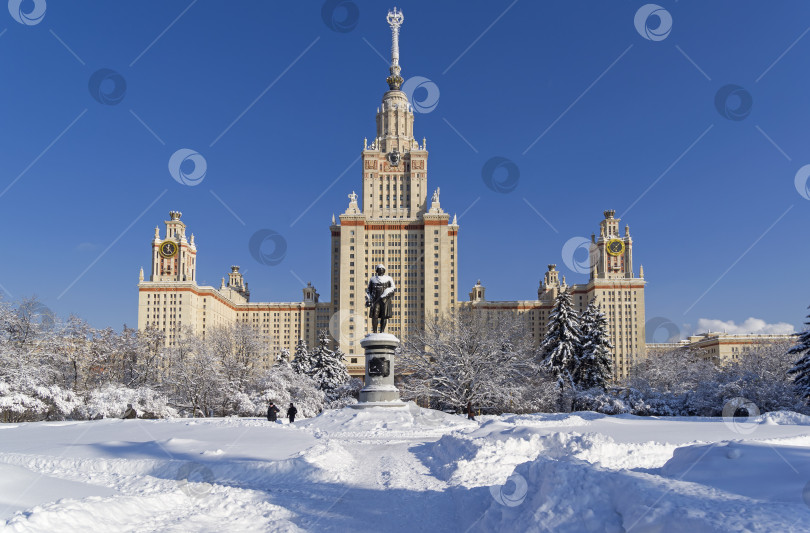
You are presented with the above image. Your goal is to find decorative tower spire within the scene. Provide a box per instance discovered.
[386,8,404,90]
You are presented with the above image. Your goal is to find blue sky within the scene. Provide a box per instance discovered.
[0,1,808,340]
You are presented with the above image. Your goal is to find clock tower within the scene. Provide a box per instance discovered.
[151,211,197,283]
[586,209,645,377]
[592,209,634,280]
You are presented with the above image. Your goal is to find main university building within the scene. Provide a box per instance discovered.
[137,10,647,379]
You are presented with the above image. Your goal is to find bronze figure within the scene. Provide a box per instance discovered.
[365,264,396,333]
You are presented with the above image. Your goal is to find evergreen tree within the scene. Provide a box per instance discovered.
[576,301,614,390]
[788,308,810,400]
[308,330,350,398]
[290,339,312,375]
[539,289,582,390]
[275,348,291,367]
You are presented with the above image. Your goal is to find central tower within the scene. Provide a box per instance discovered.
[330,8,459,361]
[364,7,426,219]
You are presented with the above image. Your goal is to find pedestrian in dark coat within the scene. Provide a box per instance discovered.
[287,403,298,423]
[466,401,475,421]
[267,401,280,422]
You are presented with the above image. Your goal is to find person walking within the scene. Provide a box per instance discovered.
[466,401,476,421]
[266,401,280,422]
[287,403,298,424]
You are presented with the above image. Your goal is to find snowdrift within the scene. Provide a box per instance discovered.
[3,408,810,531]
[297,402,475,438]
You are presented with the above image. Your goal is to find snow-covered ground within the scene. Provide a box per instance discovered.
[1,404,810,532]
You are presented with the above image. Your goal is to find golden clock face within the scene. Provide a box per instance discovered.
[606,238,625,257]
[159,240,178,258]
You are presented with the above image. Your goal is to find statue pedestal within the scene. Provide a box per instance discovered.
[352,333,405,408]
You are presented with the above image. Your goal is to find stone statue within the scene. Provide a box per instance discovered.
[432,187,440,204]
[365,264,396,333]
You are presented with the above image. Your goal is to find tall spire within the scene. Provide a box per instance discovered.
[386,7,404,90]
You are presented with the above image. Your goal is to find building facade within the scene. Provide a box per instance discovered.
[648,332,794,364]
[137,211,337,371]
[137,9,646,378]
[463,210,647,378]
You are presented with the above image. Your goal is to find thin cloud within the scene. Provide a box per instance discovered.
[694,317,796,336]
[74,242,98,252]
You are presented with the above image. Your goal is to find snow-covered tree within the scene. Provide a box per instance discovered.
[291,339,313,375]
[731,340,804,412]
[276,348,291,367]
[114,326,140,387]
[163,327,223,416]
[788,309,810,401]
[209,323,270,401]
[57,314,93,391]
[575,301,613,390]
[132,324,166,387]
[399,307,539,412]
[539,289,582,390]
[308,330,350,402]
[86,326,121,390]
[0,296,69,421]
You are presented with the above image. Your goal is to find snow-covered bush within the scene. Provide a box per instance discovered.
[0,380,47,422]
[325,378,362,409]
[35,384,83,419]
[682,340,806,416]
[253,364,324,418]
[503,373,561,414]
[572,388,629,415]
[224,391,259,417]
[0,377,82,422]
[82,384,177,419]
